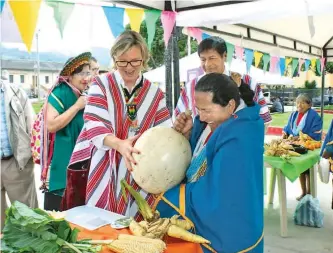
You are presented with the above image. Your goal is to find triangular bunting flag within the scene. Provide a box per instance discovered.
[103,6,125,38]
[280,57,286,76]
[9,0,42,52]
[304,59,310,71]
[235,46,244,60]
[254,51,263,68]
[144,9,161,50]
[161,11,176,47]
[46,0,75,38]
[0,0,5,14]
[126,8,144,33]
[187,27,203,43]
[226,42,235,64]
[262,53,270,72]
[292,58,299,76]
[202,33,211,40]
[245,49,254,73]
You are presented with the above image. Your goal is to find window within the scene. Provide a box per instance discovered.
[45,76,49,84]
[9,75,13,83]
[20,75,25,83]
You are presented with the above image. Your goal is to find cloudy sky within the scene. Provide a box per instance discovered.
[1,0,133,55]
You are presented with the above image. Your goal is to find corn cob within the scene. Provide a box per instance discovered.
[129,219,146,236]
[112,235,166,253]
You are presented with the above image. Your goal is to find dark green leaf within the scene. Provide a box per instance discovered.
[3,220,60,253]
[68,228,80,243]
[57,220,71,241]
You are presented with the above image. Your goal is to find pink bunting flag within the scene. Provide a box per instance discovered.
[161,11,176,47]
[235,46,244,60]
[320,57,326,73]
[187,27,203,43]
[269,56,279,73]
[298,58,305,73]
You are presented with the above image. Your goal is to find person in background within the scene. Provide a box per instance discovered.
[283,93,322,200]
[157,73,264,253]
[63,31,171,219]
[90,57,100,77]
[327,87,332,105]
[98,70,108,74]
[174,36,272,127]
[44,52,91,210]
[1,70,38,229]
[270,97,283,113]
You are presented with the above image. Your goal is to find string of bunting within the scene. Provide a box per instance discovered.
[0,0,176,52]
[186,27,326,77]
[0,0,327,77]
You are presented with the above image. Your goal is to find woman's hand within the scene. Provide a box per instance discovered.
[230,72,242,86]
[116,135,141,171]
[75,95,87,110]
[173,112,193,137]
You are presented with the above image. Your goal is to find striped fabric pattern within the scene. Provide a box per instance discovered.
[69,71,171,220]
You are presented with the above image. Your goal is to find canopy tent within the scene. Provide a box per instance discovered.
[144,54,294,89]
[111,0,332,116]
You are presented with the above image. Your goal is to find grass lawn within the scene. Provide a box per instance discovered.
[32,101,333,132]
[271,112,333,132]
[323,105,333,110]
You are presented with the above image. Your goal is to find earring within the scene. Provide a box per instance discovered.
[232,113,238,119]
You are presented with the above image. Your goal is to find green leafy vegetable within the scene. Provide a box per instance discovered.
[0,202,103,253]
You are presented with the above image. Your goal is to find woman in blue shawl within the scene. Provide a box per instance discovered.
[283,93,322,201]
[154,73,265,253]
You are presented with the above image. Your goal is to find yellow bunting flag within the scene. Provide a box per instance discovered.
[285,57,292,67]
[126,8,144,33]
[311,58,317,69]
[9,0,42,52]
[254,51,263,68]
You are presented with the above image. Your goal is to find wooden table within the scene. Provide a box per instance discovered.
[264,149,320,237]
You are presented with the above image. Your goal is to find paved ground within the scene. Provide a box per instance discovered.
[264,136,333,253]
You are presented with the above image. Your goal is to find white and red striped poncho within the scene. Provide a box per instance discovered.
[174,73,272,124]
[69,71,171,220]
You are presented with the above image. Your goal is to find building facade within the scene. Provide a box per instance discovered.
[1,59,63,97]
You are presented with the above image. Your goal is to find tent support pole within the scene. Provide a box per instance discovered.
[165,35,173,112]
[320,49,327,121]
[172,27,180,109]
[164,1,174,112]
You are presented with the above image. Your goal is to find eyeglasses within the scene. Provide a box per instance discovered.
[75,72,91,77]
[115,60,142,67]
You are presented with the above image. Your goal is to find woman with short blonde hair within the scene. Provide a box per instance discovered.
[62,31,171,219]
[111,30,149,70]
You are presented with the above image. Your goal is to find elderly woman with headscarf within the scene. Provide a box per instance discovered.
[283,93,323,200]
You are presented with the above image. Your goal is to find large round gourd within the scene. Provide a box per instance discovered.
[131,126,192,194]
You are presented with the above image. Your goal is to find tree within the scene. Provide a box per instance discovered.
[325,61,333,74]
[126,20,198,70]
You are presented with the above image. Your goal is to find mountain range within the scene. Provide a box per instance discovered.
[0,46,112,68]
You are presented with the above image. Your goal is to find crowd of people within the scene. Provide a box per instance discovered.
[1,30,332,252]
